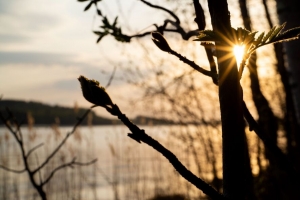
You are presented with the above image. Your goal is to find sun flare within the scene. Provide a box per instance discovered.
[233,45,245,67]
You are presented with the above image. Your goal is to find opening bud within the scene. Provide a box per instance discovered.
[151,32,172,52]
[78,75,113,108]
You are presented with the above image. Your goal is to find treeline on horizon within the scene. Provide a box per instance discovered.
[0,99,177,126]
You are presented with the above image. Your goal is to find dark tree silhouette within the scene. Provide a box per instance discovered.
[76,0,300,199]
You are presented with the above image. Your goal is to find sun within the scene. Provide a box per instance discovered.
[233,45,245,67]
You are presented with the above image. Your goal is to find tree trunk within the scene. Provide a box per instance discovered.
[207,1,246,199]
[276,0,300,170]
[276,0,300,127]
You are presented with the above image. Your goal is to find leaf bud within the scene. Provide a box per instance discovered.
[151,32,172,52]
[78,75,113,107]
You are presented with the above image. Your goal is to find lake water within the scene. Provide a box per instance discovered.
[0,125,213,200]
[0,124,269,200]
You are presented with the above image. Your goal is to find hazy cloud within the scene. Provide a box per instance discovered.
[0,33,30,43]
[0,51,75,65]
[52,79,80,91]
[0,51,107,70]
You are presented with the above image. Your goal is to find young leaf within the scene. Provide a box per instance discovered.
[102,17,110,28]
[112,17,118,28]
[97,9,102,16]
[253,32,264,47]
[96,36,103,43]
[262,26,276,44]
[194,30,220,42]
[236,27,250,43]
[84,1,93,11]
[243,31,257,47]
[93,31,103,35]
[268,23,286,42]
[201,30,217,38]
[96,34,107,43]
[194,34,216,42]
[273,26,300,43]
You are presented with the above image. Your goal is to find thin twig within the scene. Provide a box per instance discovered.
[41,158,97,186]
[0,111,21,143]
[26,143,44,158]
[32,109,91,174]
[129,27,198,40]
[0,107,94,200]
[105,65,117,88]
[169,49,218,80]
[35,153,43,185]
[0,165,26,173]
[140,0,180,24]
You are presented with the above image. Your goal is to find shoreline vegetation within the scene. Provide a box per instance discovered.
[0,99,183,126]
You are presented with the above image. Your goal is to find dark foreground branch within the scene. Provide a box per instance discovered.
[140,0,180,24]
[169,49,217,80]
[104,104,227,200]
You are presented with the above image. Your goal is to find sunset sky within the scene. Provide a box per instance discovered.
[0,0,143,116]
[0,0,278,118]
[0,0,197,118]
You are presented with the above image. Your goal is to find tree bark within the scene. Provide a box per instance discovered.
[276,0,300,127]
[276,0,300,170]
[207,1,246,199]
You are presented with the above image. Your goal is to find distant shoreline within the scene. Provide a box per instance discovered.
[0,99,176,126]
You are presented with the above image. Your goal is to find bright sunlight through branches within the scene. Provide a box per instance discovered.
[233,45,245,68]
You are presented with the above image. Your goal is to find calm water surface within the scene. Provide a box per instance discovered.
[0,125,204,200]
[0,124,270,199]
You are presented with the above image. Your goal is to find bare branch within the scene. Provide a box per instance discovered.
[35,153,43,185]
[0,165,26,173]
[169,49,218,80]
[32,109,91,174]
[105,65,117,88]
[41,158,97,186]
[104,104,227,200]
[0,106,93,199]
[129,26,198,40]
[26,143,44,158]
[193,0,206,30]
[0,111,29,172]
[140,0,180,24]
[193,1,218,84]
[0,111,21,143]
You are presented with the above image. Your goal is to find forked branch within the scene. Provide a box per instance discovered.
[0,107,96,200]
